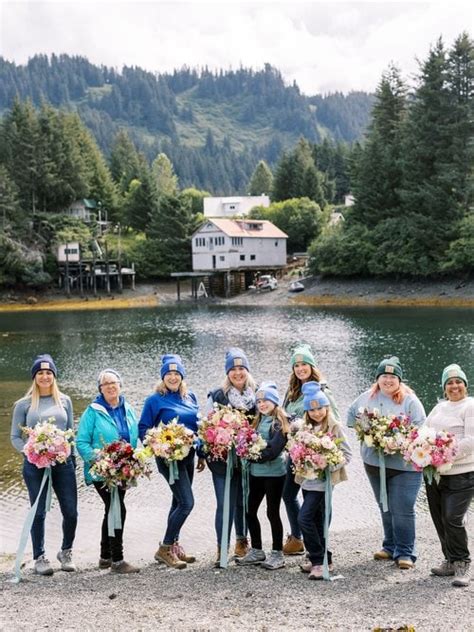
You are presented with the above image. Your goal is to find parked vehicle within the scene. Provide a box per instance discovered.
[258,275,278,291]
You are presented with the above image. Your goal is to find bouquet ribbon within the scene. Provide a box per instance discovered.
[378,451,389,512]
[241,459,250,534]
[323,468,332,581]
[219,448,236,569]
[9,467,52,583]
[107,486,122,537]
[168,460,179,485]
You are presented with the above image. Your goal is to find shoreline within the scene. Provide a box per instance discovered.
[1,515,472,631]
[0,277,473,313]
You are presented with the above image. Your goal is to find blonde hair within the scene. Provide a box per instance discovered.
[19,378,64,412]
[369,381,413,405]
[254,404,290,435]
[155,379,189,399]
[222,373,257,394]
[303,407,336,434]
[287,365,323,402]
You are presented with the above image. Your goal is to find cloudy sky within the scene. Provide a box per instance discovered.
[0,1,471,94]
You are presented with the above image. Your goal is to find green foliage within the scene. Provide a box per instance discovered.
[250,197,324,253]
[179,187,210,214]
[0,233,51,287]
[441,213,474,273]
[248,160,273,196]
[151,152,179,196]
[308,223,376,276]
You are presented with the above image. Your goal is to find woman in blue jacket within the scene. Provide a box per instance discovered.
[139,354,202,569]
[76,369,139,574]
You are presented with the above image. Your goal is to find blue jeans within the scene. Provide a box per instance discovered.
[156,450,195,545]
[365,464,422,562]
[298,489,332,566]
[209,463,239,545]
[282,458,302,539]
[22,458,78,559]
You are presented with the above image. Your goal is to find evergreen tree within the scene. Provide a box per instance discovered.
[351,64,407,225]
[109,130,142,194]
[248,160,273,195]
[151,152,179,197]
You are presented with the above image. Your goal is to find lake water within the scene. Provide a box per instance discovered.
[1,304,473,565]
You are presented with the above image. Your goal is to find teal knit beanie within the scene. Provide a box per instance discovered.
[291,344,316,368]
[375,356,403,381]
[441,364,468,389]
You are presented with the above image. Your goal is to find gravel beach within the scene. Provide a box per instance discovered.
[1,513,473,632]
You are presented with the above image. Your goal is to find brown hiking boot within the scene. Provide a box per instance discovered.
[234,537,249,558]
[283,535,304,555]
[214,547,221,568]
[452,561,471,587]
[172,542,196,563]
[154,543,186,569]
[431,560,455,576]
[110,560,140,574]
[373,549,393,561]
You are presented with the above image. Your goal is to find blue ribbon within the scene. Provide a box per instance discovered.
[378,451,389,512]
[168,460,179,485]
[9,467,52,583]
[323,468,332,581]
[241,459,250,535]
[219,448,235,569]
[107,486,122,537]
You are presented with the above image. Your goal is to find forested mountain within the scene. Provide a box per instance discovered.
[0,55,374,193]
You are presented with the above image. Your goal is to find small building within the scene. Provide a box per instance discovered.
[203,195,270,218]
[192,218,287,272]
[344,194,355,207]
[57,242,80,262]
[329,211,345,226]
[64,199,109,232]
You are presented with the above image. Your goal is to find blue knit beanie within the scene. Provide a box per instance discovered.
[225,347,250,374]
[255,381,280,406]
[302,381,330,411]
[160,354,186,379]
[31,354,57,379]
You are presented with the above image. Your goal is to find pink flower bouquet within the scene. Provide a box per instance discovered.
[401,426,458,483]
[197,405,248,461]
[235,422,267,461]
[287,425,345,481]
[90,440,151,489]
[22,419,74,468]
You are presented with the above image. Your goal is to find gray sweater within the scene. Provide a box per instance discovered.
[11,394,74,453]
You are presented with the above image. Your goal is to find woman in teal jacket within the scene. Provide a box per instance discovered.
[76,369,139,574]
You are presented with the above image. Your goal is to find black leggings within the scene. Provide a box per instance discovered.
[247,474,286,551]
[93,483,127,562]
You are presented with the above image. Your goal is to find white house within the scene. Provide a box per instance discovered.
[203,195,270,218]
[57,242,80,263]
[192,218,287,271]
[64,199,98,222]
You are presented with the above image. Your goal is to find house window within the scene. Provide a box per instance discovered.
[209,237,213,244]
[240,255,245,261]
[275,241,278,246]
[232,237,243,246]
[220,256,225,261]
[230,205,235,210]
[250,255,256,261]
[195,237,205,247]
[215,236,225,245]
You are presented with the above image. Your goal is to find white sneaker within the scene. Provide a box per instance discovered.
[57,549,77,572]
[261,550,285,570]
[34,555,54,576]
[235,548,266,565]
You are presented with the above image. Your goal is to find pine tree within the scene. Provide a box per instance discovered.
[151,152,179,197]
[248,160,273,196]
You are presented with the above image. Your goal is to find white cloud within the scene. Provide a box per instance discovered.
[0,1,471,93]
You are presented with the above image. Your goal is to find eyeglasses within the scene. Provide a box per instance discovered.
[101,381,119,387]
